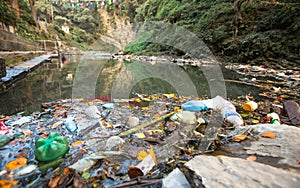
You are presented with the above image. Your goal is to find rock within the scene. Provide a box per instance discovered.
[105,136,125,151]
[85,105,101,119]
[184,155,300,188]
[76,119,99,135]
[126,116,139,127]
[283,100,300,125]
[162,168,191,188]
[241,124,300,168]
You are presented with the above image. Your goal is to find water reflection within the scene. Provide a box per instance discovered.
[0,56,260,115]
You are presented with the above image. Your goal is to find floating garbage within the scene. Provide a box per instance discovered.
[0,121,9,135]
[170,111,197,124]
[182,96,244,126]
[128,154,155,179]
[35,132,69,162]
[63,117,78,133]
[1,93,298,187]
[181,100,208,111]
[242,101,258,111]
[0,134,12,147]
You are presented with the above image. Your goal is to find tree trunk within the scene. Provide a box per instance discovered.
[233,0,249,37]
[29,0,38,27]
[11,0,20,18]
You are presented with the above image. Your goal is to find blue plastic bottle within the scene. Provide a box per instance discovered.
[181,100,208,112]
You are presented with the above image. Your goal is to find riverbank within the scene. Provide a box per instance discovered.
[0,93,299,187]
[0,54,57,93]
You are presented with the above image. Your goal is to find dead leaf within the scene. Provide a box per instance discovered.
[174,106,181,111]
[136,149,156,163]
[141,106,149,111]
[71,141,85,147]
[247,155,257,161]
[298,157,300,164]
[64,167,71,175]
[137,150,148,161]
[0,179,18,188]
[214,155,225,158]
[48,176,60,188]
[251,120,260,124]
[153,114,160,119]
[147,148,156,163]
[5,158,27,171]
[233,134,247,142]
[261,132,276,139]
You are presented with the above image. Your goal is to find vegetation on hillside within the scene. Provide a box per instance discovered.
[1,0,299,65]
[125,0,300,65]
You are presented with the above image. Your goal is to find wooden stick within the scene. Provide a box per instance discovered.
[118,111,175,137]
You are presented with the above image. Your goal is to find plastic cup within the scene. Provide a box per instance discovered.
[242,101,258,111]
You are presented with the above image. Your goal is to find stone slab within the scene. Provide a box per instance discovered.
[185,155,300,188]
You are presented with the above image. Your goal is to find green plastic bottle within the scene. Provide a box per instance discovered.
[35,132,69,162]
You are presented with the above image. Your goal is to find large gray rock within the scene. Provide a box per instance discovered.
[185,155,300,188]
[241,124,300,168]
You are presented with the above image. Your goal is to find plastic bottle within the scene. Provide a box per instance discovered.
[181,100,208,112]
[35,132,69,162]
[64,117,78,133]
[211,96,244,126]
[223,111,244,126]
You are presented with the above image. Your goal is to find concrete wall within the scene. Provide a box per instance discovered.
[0,29,40,51]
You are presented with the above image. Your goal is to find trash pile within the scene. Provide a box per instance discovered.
[0,94,299,187]
[225,64,300,100]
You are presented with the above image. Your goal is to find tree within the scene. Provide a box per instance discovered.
[233,0,250,37]
[28,0,37,27]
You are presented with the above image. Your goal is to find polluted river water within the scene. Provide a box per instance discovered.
[0,55,261,115]
[0,55,299,187]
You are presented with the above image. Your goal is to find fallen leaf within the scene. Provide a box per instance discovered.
[163,94,175,98]
[214,155,225,158]
[135,99,142,103]
[261,132,276,139]
[298,157,300,164]
[136,149,156,163]
[137,150,148,161]
[252,120,260,124]
[247,155,257,161]
[71,141,85,147]
[51,121,63,129]
[82,172,90,179]
[153,114,160,119]
[0,179,18,188]
[54,106,63,111]
[174,106,181,111]
[147,148,156,163]
[48,176,60,188]
[141,106,149,111]
[5,158,27,171]
[63,167,71,175]
[233,134,247,142]
[135,132,146,139]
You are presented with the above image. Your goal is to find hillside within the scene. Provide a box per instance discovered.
[125,0,300,66]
